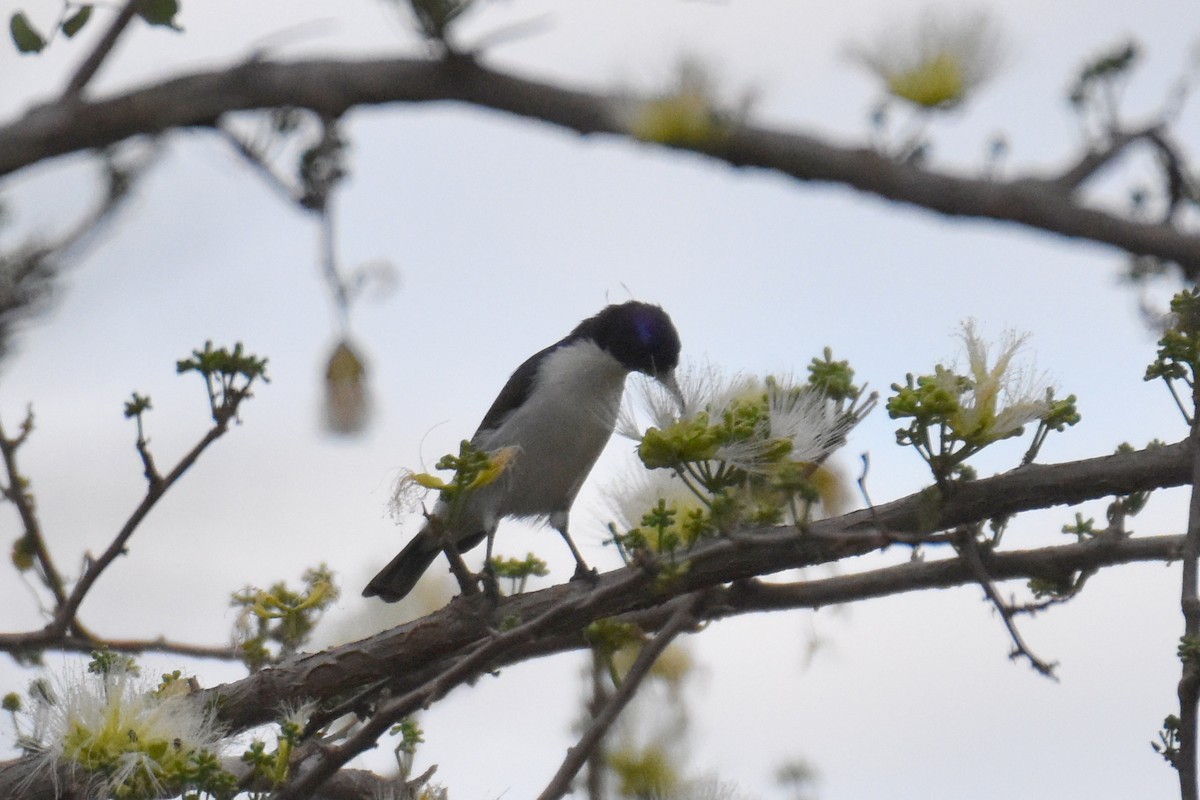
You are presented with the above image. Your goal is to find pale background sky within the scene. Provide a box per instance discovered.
[1,1,1198,798]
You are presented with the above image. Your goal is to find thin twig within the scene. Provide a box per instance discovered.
[0,625,247,660]
[537,592,704,800]
[319,203,351,331]
[216,125,303,207]
[956,529,1058,679]
[0,409,68,608]
[62,0,141,99]
[1052,125,1158,192]
[48,414,235,638]
[1176,395,1200,800]
[584,647,609,800]
[134,429,163,490]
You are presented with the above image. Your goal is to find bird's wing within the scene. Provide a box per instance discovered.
[473,340,564,437]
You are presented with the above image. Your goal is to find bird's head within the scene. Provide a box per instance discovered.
[575,301,684,407]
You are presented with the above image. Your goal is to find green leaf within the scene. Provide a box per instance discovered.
[136,0,181,29]
[10,12,46,53]
[61,5,92,38]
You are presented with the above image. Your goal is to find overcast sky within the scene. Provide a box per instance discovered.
[2,2,1199,799]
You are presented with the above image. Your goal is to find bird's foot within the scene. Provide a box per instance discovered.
[570,563,599,584]
[478,564,501,604]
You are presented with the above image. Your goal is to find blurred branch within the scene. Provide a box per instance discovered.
[61,0,141,98]
[3,56,1200,273]
[0,629,244,660]
[537,591,704,800]
[1052,125,1158,192]
[216,123,304,206]
[0,148,153,358]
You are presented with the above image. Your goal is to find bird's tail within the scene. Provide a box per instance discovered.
[362,527,442,603]
[362,525,489,603]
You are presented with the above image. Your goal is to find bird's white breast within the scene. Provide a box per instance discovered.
[471,340,629,523]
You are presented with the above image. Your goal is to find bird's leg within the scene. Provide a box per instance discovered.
[481,526,500,601]
[427,512,478,596]
[552,511,597,582]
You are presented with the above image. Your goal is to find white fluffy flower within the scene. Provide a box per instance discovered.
[952,320,1054,442]
[24,664,224,797]
[720,379,849,473]
[618,360,746,439]
[604,468,705,534]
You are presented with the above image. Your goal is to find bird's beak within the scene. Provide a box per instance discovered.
[659,371,686,416]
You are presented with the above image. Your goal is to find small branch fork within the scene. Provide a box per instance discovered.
[0,397,248,660]
[537,591,705,800]
[954,528,1059,679]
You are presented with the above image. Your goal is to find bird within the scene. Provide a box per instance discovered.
[363,300,683,603]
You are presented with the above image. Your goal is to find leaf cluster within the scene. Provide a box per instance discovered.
[410,439,513,508]
[888,367,1078,487]
[176,341,269,424]
[488,552,549,595]
[10,1,181,55]
[231,566,338,671]
[1068,39,1139,108]
[1146,289,1200,423]
[241,710,308,789]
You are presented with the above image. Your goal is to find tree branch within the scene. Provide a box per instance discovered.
[0,631,243,660]
[0,408,68,608]
[0,384,250,656]
[203,439,1193,738]
[271,569,651,799]
[45,419,233,639]
[1,439,1191,798]
[61,1,141,99]
[4,56,1200,272]
[1178,415,1200,799]
[953,529,1057,678]
[537,591,704,800]
[0,533,1184,799]
[1052,125,1158,192]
